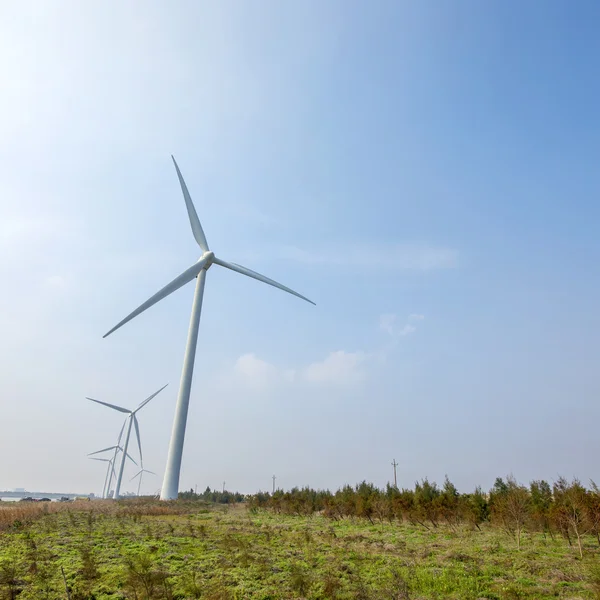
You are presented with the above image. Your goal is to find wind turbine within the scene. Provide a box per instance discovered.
[131,468,156,496]
[102,156,315,500]
[86,384,168,499]
[128,403,156,497]
[89,457,115,499]
[89,411,137,498]
[88,445,137,499]
[91,418,128,498]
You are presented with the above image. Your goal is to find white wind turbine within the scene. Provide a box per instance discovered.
[89,457,115,499]
[102,417,137,498]
[86,384,168,499]
[89,412,137,499]
[130,468,156,497]
[128,407,156,497]
[103,156,315,500]
[88,445,138,499]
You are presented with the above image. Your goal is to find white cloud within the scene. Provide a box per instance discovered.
[398,324,417,336]
[225,349,368,393]
[228,313,424,394]
[232,353,295,391]
[303,351,367,386]
[379,313,397,335]
[280,243,458,271]
[233,353,280,390]
[380,313,423,337]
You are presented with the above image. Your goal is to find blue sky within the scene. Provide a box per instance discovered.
[1,1,599,496]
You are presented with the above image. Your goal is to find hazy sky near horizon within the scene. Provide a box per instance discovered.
[2,1,600,496]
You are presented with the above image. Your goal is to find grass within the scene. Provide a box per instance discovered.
[1,499,599,599]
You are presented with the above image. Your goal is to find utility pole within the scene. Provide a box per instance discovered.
[391,459,398,488]
[272,475,276,494]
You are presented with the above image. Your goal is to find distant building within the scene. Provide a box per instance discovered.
[11,488,25,493]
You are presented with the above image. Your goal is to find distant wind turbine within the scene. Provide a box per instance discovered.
[130,469,156,496]
[128,408,156,497]
[89,411,137,498]
[86,384,168,499]
[102,156,315,500]
[101,419,129,497]
[88,445,137,499]
[89,457,115,499]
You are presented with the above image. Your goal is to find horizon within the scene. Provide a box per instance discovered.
[3,470,596,500]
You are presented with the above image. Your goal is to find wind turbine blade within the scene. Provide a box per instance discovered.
[171,155,209,251]
[144,470,156,476]
[86,397,130,414]
[103,258,209,338]
[133,414,142,464]
[88,446,118,456]
[116,419,126,445]
[134,383,168,413]
[213,258,315,305]
[126,451,138,466]
[130,470,142,481]
[89,457,110,462]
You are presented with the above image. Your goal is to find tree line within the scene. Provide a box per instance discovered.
[178,486,245,504]
[245,476,600,557]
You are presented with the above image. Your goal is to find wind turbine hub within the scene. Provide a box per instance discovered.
[201,251,215,270]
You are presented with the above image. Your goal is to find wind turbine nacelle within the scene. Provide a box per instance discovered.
[200,251,215,270]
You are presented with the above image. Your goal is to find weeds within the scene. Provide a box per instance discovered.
[0,558,21,600]
[289,562,312,596]
[79,545,98,581]
[124,553,172,599]
[321,570,342,598]
[0,500,598,599]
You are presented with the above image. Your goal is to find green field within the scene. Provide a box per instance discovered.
[1,499,600,599]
